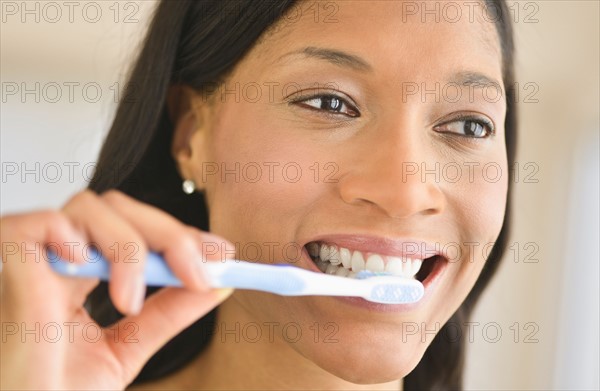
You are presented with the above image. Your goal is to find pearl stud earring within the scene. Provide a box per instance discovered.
[182,179,196,194]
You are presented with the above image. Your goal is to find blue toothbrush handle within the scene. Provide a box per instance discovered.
[47,248,183,287]
[46,248,302,291]
[46,248,422,304]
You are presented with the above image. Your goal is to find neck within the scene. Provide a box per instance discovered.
[170,296,403,391]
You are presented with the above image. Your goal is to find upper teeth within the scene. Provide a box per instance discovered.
[307,242,423,279]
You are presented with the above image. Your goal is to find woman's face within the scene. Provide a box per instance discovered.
[178,0,507,383]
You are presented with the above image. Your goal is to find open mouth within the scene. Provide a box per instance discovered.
[304,241,444,283]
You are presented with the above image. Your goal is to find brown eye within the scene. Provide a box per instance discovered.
[435,117,494,138]
[464,120,487,137]
[295,95,360,117]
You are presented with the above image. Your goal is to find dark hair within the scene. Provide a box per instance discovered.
[87,1,516,389]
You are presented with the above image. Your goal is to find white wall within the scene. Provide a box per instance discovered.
[1,0,156,213]
[464,1,600,389]
[1,1,599,389]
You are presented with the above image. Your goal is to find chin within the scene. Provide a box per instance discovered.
[330,358,421,385]
[294,321,429,385]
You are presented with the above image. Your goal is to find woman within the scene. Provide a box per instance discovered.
[1,0,516,389]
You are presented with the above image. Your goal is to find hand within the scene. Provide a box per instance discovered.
[1,190,234,390]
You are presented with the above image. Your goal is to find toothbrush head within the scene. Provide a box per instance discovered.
[368,281,423,303]
[355,270,424,304]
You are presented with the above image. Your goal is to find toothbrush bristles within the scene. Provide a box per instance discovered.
[355,270,392,279]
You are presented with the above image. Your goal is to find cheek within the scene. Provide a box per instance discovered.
[438,143,509,242]
[442,156,508,287]
[458,161,509,242]
[200,103,326,245]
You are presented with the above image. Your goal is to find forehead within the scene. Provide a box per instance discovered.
[251,0,502,83]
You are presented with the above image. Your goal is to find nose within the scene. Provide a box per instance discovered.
[338,120,446,219]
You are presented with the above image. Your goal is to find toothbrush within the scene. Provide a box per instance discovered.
[46,248,424,304]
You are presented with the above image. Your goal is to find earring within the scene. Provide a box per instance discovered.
[182,179,196,194]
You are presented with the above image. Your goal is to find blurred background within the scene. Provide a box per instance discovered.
[1,1,598,389]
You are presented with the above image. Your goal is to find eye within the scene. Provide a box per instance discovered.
[291,94,360,117]
[434,116,494,139]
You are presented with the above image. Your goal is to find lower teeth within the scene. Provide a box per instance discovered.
[314,257,395,279]
[308,244,436,281]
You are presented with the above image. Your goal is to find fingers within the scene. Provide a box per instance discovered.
[107,287,234,384]
[62,190,235,316]
[1,210,97,316]
[1,209,88,265]
[100,190,235,290]
[1,189,238,389]
[61,190,149,316]
[3,188,235,322]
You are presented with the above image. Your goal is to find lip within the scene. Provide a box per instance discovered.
[296,234,450,313]
[304,234,445,259]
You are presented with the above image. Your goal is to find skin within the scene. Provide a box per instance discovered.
[153,1,508,389]
[0,1,508,390]
[0,190,236,390]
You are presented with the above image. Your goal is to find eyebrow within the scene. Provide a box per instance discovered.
[275,46,373,72]
[451,71,503,91]
[275,47,502,92]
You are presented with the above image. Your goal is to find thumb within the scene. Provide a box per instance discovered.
[105,287,233,384]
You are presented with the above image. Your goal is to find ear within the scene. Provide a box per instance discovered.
[168,85,211,189]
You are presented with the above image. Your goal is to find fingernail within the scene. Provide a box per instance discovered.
[194,260,211,291]
[221,240,236,260]
[214,287,234,301]
[67,229,88,263]
[129,274,145,315]
[202,233,236,261]
[68,225,87,245]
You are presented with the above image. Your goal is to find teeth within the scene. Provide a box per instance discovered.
[325,263,339,275]
[351,251,365,272]
[365,254,385,272]
[308,242,425,279]
[329,248,342,265]
[340,247,351,269]
[386,256,404,275]
[398,258,411,278]
[335,266,349,277]
[320,245,331,262]
[316,259,329,273]
[411,259,422,276]
[307,242,319,257]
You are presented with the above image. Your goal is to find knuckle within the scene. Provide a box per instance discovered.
[101,189,128,204]
[183,225,202,239]
[112,239,147,265]
[1,210,64,242]
[37,209,68,227]
[172,232,199,255]
[198,230,232,250]
[66,189,99,208]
